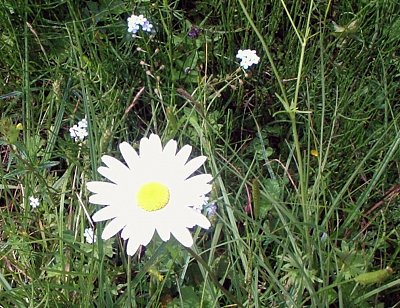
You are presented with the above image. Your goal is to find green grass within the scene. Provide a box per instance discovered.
[1,0,400,307]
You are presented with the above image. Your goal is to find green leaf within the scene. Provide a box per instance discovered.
[355,267,393,285]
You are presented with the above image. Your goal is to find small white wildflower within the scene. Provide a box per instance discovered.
[206,203,217,217]
[128,24,140,34]
[127,14,154,36]
[84,227,96,244]
[29,196,40,209]
[127,15,141,34]
[69,118,88,142]
[142,20,153,32]
[78,118,88,128]
[236,49,260,69]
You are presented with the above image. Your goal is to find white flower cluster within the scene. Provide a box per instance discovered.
[84,227,96,244]
[29,196,39,209]
[127,14,153,36]
[69,118,88,142]
[236,49,260,69]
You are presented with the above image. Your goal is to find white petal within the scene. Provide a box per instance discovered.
[187,173,212,184]
[139,222,156,246]
[87,181,117,194]
[87,181,130,205]
[121,223,134,240]
[172,228,193,247]
[101,155,126,170]
[120,217,144,239]
[126,237,141,255]
[182,156,207,179]
[89,193,113,205]
[193,213,211,229]
[149,133,161,144]
[175,208,210,229]
[184,174,213,194]
[89,189,132,206]
[101,216,126,240]
[163,139,177,158]
[92,206,118,221]
[175,144,192,164]
[119,142,140,170]
[140,134,162,158]
[155,223,171,242]
[121,217,156,245]
[97,156,133,185]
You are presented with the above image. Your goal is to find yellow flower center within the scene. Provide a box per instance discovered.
[136,182,170,211]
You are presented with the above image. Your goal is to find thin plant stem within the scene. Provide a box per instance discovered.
[185,247,243,308]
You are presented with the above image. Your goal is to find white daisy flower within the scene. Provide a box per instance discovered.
[84,227,96,244]
[87,134,212,255]
[29,196,39,209]
[236,49,260,69]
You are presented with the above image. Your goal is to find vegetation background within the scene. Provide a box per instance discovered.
[1,0,399,307]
